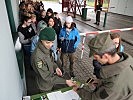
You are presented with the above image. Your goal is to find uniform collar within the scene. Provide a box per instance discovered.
[38,41,50,54]
[100,52,133,78]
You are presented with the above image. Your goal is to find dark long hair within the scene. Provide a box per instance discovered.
[110,33,121,52]
[63,22,76,29]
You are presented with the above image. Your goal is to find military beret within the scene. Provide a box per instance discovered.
[39,27,56,41]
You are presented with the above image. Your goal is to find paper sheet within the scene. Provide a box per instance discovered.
[47,91,64,100]
[47,90,81,100]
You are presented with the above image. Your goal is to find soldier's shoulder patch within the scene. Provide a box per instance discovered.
[37,60,43,68]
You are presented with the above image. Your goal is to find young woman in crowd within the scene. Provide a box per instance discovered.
[47,16,62,66]
[110,32,124,52]
[47,16,57,48]
[59,16,80,77]
[54,12,62,48]
[45,8,54,24]
[37,10,47,22]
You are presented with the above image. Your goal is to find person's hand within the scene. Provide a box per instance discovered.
[59,48,61,52]
[28,38,32,42]
[66,80,76,87]
[72,83,79,92]
[56,68,62,76]
[29,36,34,42]
[87,79,99,91]
[60,37,64,41]
[57,48,61,52]
[91,79,99,86]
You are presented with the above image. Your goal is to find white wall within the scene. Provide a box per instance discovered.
[11,0,19,29]
[108,0,119,13]
[0,0,23,100]
[11,0,27,96]
[124,0,133,16]
[109,0,133,16]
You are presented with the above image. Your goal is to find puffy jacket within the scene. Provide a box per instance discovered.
[59,27,80,53]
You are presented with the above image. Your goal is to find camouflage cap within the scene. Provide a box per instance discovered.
[88,32,115,57]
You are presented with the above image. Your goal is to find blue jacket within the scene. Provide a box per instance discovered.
[120,44,124,52]
[31,35,39,53]
[59,27,80,53]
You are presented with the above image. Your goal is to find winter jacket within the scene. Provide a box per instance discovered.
[93,45,124,78]
[59,27,80,53]
[83,52,133,100]
[31,41,66,92]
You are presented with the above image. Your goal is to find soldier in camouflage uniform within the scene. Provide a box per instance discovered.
[31,27,75,93]
[76,33,133,100]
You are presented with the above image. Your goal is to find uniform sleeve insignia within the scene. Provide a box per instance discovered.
[37,61,43,68]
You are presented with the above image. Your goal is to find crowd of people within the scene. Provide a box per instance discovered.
[18,0,80,94]
[18,0,133,99]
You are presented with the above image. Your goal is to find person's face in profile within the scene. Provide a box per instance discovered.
[112,38,120,49]
[93,54,108,65]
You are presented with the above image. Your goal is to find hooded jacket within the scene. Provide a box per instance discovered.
[83,52,133,100]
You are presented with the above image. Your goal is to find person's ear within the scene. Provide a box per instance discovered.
[103,53,109,59]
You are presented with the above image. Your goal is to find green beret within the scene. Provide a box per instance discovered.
[88,32,115,57]
[39,27,56,41]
